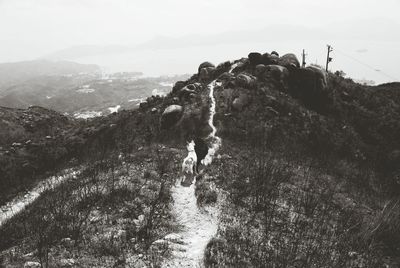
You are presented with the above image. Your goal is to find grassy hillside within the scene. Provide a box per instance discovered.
[0,52,399,267]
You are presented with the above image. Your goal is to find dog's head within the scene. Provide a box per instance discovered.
[186,140,195,152]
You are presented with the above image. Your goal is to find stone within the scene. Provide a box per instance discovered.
[235,73,256,88]
[216,61,231,69]
[260,52,275,65]
[198,61,215,73]
[217,72,234,82]
[248,52,262,65]
[199,66,215,82]
[278,53,300,68]
[271,51,279,57]
[172,81,186,94]
[215,61,232,76]
[265,64,289,84]
[160,105,183,129]
[255,64,267,77]
[306,65,327,88]
[151,108,158,113]
[178,86,197,100]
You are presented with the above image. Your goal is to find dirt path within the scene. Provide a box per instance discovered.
[162,63,238,267]
[162,179,219,267]
[0,169,79,228]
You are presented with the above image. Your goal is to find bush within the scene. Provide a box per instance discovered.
[195,179,217,206]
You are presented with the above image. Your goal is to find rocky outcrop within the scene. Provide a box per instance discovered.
[214,61,232,77]
[264,65,289,90]
[248,52,262,66]
[198,61,215,73]
[198,61,216,82]
[235,73,257,89]
[288,65,330,112]
[217,72,235,83]
[255,64,267,78]
[161,105,183,129]
[271,51,279,57]
[172,81,186,94]
[278,53,300,69]
[199,67,216,82]
[177,83,203,102]
[306,65,328,88]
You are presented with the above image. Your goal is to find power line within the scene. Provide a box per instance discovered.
[334,48,399,81]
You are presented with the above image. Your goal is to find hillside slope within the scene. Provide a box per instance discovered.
[1,51,399,267]
[0,60,100,88]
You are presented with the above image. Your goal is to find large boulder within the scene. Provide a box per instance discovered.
[278,53,300,68]
[172,81,186,94]
[261,52,277,65]
[235,73,257,88]
[215,61,232,77]
[231,58,250,73]
[199,66,215,82]
[198,61,215,73]
[217,71,234,82]
[255,64,267,78]
[288,66,330,112]
[271,51,279,57]
[264,65,289,85]
[262,65,290,91]
[306,65,327,89]
[178,86,197,100]
[248,52,262,65]
[161,105,183,129]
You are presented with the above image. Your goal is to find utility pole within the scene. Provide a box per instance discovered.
[301,49,307,68]
[326,45,333,71]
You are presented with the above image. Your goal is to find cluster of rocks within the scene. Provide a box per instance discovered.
[159,50,330,131]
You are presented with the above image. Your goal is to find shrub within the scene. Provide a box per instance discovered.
[195,179,217,206]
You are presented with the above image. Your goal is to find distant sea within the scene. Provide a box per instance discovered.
[74,40,399,85]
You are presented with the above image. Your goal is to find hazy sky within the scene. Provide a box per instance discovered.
[0,0,399,82]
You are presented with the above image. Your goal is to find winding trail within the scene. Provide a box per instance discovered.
[162,63,237,267]
[162,180,219,267]
[0,169,79,228]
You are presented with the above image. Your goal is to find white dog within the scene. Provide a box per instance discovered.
[182,140,197,176]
